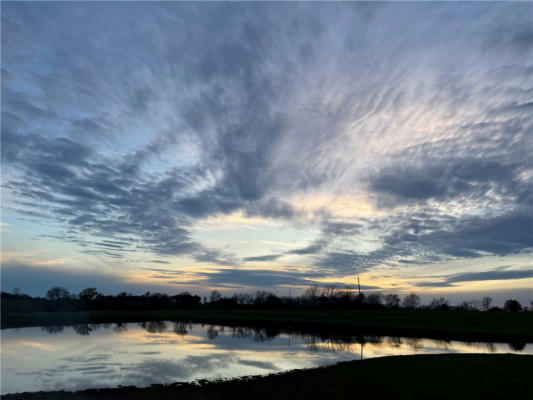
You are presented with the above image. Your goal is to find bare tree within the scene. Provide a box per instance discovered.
[303,285,320,300]
[468,299,482,311]
[367,293,384,306]
[322,285,340,300]
[385,294,400,309]
[209,290,222,303]
[482,297,492,311]
[429,297,450,310]
[46,286,71,301]
[402,293,420,309]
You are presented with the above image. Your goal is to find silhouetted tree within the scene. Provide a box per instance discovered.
[367,293,384,307]
[402,293,420,309]
[468,299,482,311]
[209,290,222,303]
[46,287,71,301]
[429,297,450,311]
[482,297,492,311]
[79,287,98,301]
[303,285,320,301]
[354,292,366,307]
[233,293,253,306]
[503,299,522,312]
[322,285,340,300]
[457,301,471,311]
[385,294,400,309]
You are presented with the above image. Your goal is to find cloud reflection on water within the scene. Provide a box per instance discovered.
[1,321,531,394]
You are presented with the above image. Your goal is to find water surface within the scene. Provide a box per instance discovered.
[2,321,531,394]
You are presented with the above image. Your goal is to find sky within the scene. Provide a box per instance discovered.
[1,2,532,304]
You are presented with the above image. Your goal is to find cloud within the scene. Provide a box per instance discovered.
[447,268,533,283]
[1,2,532,292]
[171,268,373,290]
[414,268,533,288]
[370,157,526,206]
[243,254,283,262]
[414,281,455,288]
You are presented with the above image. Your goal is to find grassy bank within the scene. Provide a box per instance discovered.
[4,354,532,399]
[2,308,533,342]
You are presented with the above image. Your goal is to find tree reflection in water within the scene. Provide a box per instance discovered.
[36,320,527,356]
[73,324,92,336]
[40,325,65,334]
[173,321,192,336]
[508,341,526,351]
[139,320,167,333]
[114,322,128,333]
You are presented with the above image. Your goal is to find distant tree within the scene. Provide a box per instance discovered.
[172,292,201,307]
[209,290,222,303]
[12,287,22,296]
[354,292,366,306]
[468,299,482,311]
[255,290,270,305]
[402,293,420,309]
[233,293,253,306]
[367,293,384,307]
[303,285,320,300]
[46,286,71,301]
[503,299,522,312]
[482,297,492,311]
[385,294,400,309]
[429,297,450,311]
[322,285,340,299]
[79,287,99,302]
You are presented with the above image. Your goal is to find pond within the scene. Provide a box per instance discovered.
[1,321,531,394]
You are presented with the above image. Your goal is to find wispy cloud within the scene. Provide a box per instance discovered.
[1,2,532,295]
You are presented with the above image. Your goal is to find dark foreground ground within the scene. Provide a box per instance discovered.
[3,308,533,342]
[4,354,532,400]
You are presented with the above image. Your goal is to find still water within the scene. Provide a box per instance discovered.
[1,321,531,394]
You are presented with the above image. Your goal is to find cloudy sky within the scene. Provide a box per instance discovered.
[2,2,532,303]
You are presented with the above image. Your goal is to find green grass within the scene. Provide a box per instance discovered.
[2,308,533,342]
[4,354,532,399]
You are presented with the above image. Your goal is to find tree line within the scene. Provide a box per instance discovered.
[1,285,529,313]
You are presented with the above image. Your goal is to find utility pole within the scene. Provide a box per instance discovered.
[357,276,361,295]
